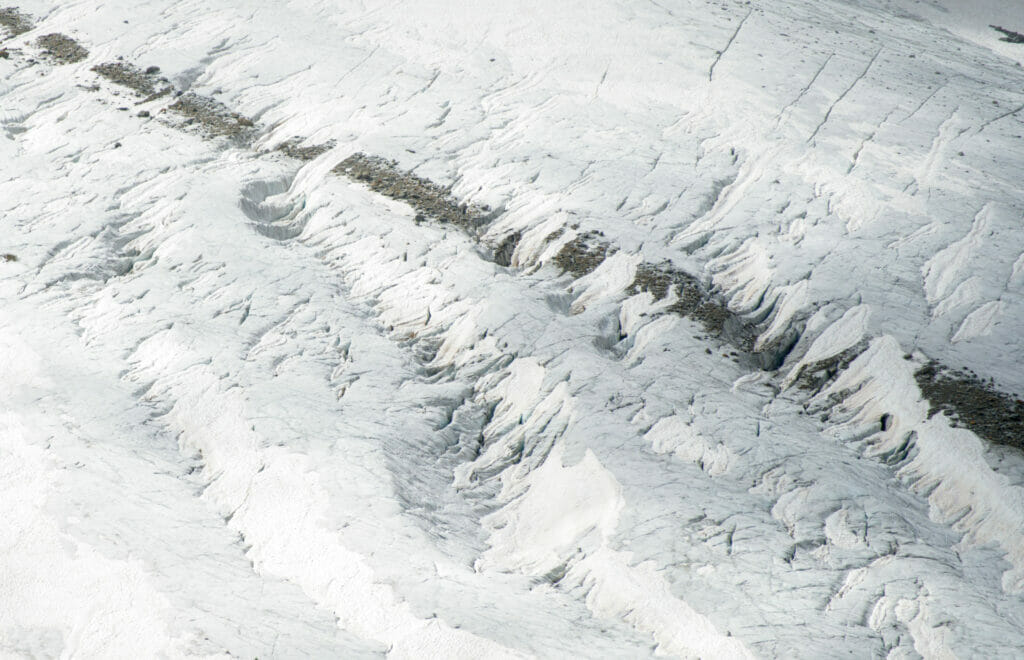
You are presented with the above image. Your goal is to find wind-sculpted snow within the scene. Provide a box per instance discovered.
[2,0,1024,657]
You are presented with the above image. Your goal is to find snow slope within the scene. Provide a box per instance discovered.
[881,0,1024,66]
[2,0,1024,657]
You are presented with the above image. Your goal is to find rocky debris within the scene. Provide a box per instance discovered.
[92,61,169,98]
[792,342,867,392]
[629,261,762,356]
[630,262,685,302]
[36,33,88,64]
[991,25,1024,44]
[275,137,336,161]
[692,299,740,337]
[630,262,722,327]
[332,153,490,230]
[2,253,17,262]
[166,92,256,144]
[552,232,611,278]
[915,361,1024,450]
[755,328,801,371]
[492,231,521,267]
[0,6,31,38]
[140,88,171,104]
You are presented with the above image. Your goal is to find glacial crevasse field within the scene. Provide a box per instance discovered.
[2,0,1024,657]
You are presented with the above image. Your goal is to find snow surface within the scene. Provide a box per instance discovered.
[2,0,1024,657]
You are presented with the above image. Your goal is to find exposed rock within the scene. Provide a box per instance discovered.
[991,25,1024,44]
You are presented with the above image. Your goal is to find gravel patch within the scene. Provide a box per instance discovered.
[36,33,88,64]
[793,343,868,392]
[630,261,767,360]
[92,61,170,99]
[0,6,32,38]
[166,92,256,144]
[276,137,336,161]
[552,232,611,278]
[333,153,491,230]
[915,361,1024,450]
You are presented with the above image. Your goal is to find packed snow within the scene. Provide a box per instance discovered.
[2,0,1024,657]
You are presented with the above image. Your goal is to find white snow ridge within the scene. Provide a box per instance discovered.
[3,0,1024,658]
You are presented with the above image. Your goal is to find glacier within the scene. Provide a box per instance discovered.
[2,0,1024,657]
